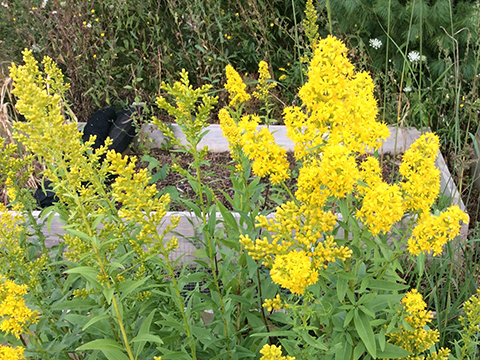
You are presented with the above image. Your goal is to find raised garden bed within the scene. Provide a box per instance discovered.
[30,123,467,263]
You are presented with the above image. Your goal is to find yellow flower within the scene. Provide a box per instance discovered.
[253,60,276,101]
[259,344,295,360]
[238,115,289,185]
[285,36,388,157]
[263,294,284,312]
[0,345,25,359]
[408,205,468,256]
[100,32,105,37]
[270,250,319,295]
[387,289,449,359]
[0,276,38,338]
[279,74,287,81]
[357,182,404,235]
[400,133,441,214]
[224,64,250,107]
[91,9,95,13]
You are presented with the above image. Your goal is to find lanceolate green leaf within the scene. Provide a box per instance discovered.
[354,311,376,358]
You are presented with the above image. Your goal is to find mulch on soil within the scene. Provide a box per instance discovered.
[134,148,404,213]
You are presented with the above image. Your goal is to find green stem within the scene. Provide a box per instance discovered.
[192,143,233,360]
[162,250,197,359]
[326,0,333,34]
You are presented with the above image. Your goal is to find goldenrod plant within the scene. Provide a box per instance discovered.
[0,37,475,360]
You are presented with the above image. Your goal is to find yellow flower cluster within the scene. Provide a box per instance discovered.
[218,108,243,171]
[259,344,295,360]
[408,205,469,256]
[303,0,319,47]
[0,345,25,360]
[270,251,319,295]
[238,115,290,184]
[307,143,359,199]
[0,204,47,288]
[284,36,389,160]
[357,182,404,235]
[400,133,440,214]
[459,289,480,358]
[263,294,289,312]
[106,150,180,257]
[240,201,351,294]
[253,60,276,101]
[225,64,250,107]
[0,276,38,339]
[0,138,34,212]
[10,50,113,215]
[387,289,449,359]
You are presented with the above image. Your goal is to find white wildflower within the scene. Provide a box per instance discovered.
[1,2,8,8]
[51,10,57,14]
[86,23,91,28]
[403,86,412,93]
[41,0,48,8]
[369,38,382,50]
[408,51,421,62]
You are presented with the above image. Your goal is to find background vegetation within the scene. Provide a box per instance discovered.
[1,0,480,355]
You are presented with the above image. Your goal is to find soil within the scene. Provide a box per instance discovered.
[133,148,404,212]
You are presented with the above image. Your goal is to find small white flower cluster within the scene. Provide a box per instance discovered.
[41,0,48,8]
[408,51,421,62]
[403,86,413,93]
[1,2,8,8]
[369,38,382,50]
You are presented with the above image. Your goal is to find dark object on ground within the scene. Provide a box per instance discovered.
[35,106,138,208]
[82,106,117,149]
[33,179,58,208]
[82,106,137,154]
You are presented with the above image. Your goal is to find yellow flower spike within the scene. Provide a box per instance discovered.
[262,294,283,312]
[400,133,441,214]
[224,64,251,107]
[253,60,276,101]
[0,345,26,359]
[387,289,449,358]
[0,276,38,339]
[408,205,468,256]
[270,251,318,295]
[284,36,388,156]
[357,182,404,235]
[238,115,290,185]
[259,344,295,360]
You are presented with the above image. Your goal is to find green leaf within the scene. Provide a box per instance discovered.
[367,280,409,292]
[218,202,239,232]
[82,315,111,332]
[379,327,386,351]
[52,299,98,311]
[339,198,349,221]
[134,309,156,358]
[337,276,348,302]
[354,311,376,358]
[77,339,124,352]
[335,341,352,360]
[301,331,327,350]
[376,343,411,358]
[101,349,131,360]
[353,341,366,360]
[130,333,164,344]
[103,287,114,305]
[119,276,151,301]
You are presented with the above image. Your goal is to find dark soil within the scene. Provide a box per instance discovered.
[134,148,404,213]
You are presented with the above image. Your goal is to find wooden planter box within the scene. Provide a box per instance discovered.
[29,124,467,263]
